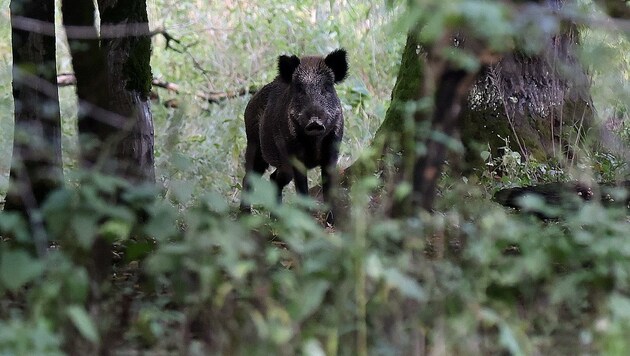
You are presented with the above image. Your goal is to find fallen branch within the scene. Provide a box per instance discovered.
[494,180,630,219]
[197,86,258,104]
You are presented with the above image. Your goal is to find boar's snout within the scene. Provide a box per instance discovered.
[305,117,326,136]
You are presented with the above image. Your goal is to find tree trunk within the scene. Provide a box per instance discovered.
[62,0,155,183]
[60,3,154,352]
[348,2,596,213]
[373,35,424,153]
[343,33,423,182]
[61,0,109,172]
[345,32,482,214]
[6,0,62,253]
[460,5,594,170]
[97,0,155,183]
[410,64,479,211]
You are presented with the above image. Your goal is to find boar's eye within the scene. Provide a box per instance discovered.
[294,82,306,94]
[321,81,334,95]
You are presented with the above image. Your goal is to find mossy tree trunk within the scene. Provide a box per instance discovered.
[347,32,483,215]
[406,40,484,213]
[343,33,430,216]
[459,22,594,170]
[6,0,62,254]
[61,3,154,352]
[62,0,155,183]
[345,34,423,182]
[97,0,155,183]
[373,34,424,158]
[349,1,596,214]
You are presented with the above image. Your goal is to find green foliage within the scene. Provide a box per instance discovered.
[0,171,629,354]
[0,317,63,355]
[480,139,568,188]
[0,249,43,292]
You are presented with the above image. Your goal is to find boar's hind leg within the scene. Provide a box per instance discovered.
[270,167,293,203]
[241,143,269,212]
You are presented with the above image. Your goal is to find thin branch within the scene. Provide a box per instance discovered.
[57,74,256,104]
[22,70,129,129]
[12,15,161,39]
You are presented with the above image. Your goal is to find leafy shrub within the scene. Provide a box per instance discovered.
[1,171,630,354]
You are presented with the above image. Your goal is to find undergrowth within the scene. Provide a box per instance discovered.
[1,168,630,354]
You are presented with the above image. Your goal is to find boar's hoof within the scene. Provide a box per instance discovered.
[325,210,334,226]
[305,119,326,136]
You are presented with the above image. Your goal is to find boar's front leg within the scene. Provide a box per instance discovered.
[270,166,293,203]
[321,166,337,225]
[293,166,308,196]
[321,136,341,226]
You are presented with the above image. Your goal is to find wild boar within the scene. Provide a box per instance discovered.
[241,48,348,225]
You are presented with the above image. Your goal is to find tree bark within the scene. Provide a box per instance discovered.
[60,4,154,353]
[348,1,596,214]
[98,0,155,183]
[61,0,110,172]
[344,32,482,215]
[372,34,424,157]
[410,63,479,211]
[62,0,155,183]
[6,0,62,253]
[460,3,594,169]
[344,34,423,182]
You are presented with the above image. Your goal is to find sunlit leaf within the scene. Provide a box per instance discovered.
[290,280,330,321]
[383,268,425,302]
[66,305,99,343]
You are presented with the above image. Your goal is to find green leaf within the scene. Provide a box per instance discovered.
[366,253,384,278]
[66,305,99,343]
[303,338,326,356]
[65,268,89,304]
[0,250,43,291]
[610,293,630,320]
[125,240,156,261]
[122,183,158,206]
[244,174,278,210]
[480,150,491,161]
[393,182,412,202]
[143,204,179,241]
[187,135,206,143]
[145,253,178,274]
[0,212,30,244]
[291,280,330,321]
[498,322,524,356]
[168,180,194,204]
[99,219,132,242]
[384,268,426,302]
[71,213,99,249]
[202,191,229,214]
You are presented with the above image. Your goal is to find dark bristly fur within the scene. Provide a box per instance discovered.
[241,49,348,225]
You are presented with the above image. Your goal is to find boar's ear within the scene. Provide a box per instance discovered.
[278,55,300,83]
[325,48,348,83]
